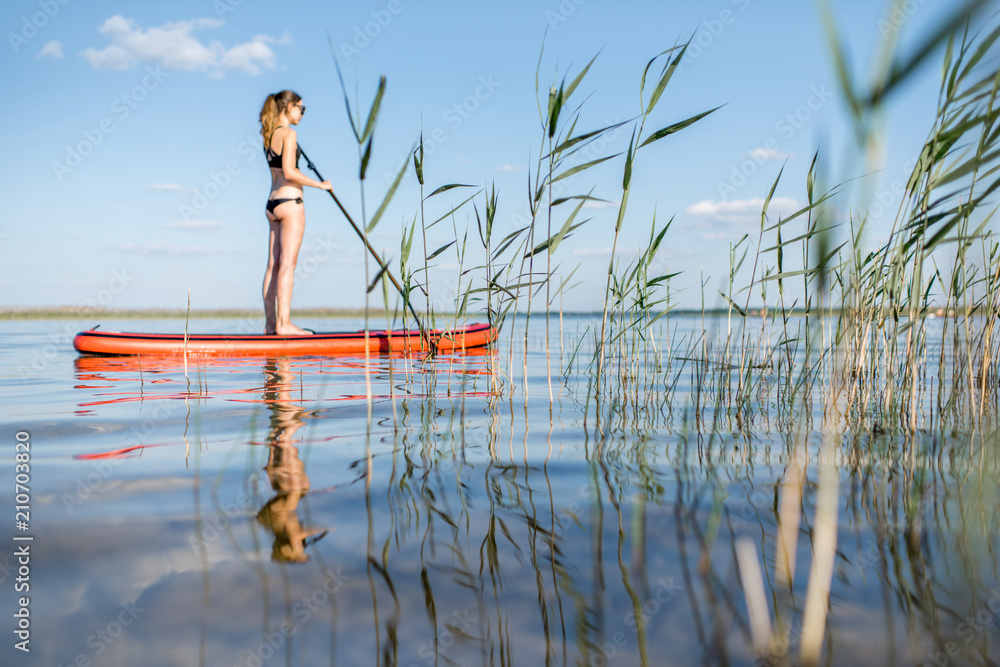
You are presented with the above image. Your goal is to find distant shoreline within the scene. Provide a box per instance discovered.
[0,307,373,320]
[0,306,700,320]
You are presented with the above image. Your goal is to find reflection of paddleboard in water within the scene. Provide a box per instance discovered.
[256,360,328,563]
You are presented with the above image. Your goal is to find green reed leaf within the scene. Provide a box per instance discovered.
[864,0,993,108]
[615,185,632,234]
[638,105,723,149]
[426,240,457,261]
[640,43,686,106]
[943,32,962,99]
[549,83,565,139]
[761,162,786,230]
[492,226,529,259]
[367,261,389,293]
[359,136,372,180]
[777,225,784,294]
[623,128,636,190]
[534,37,547,109]
[531,195,590,257]
[552,119,632,156]
[646,40,691,115]
[761,225,838,252]
[474,202,485,249]
[817,0,860,119]
[920,188,1000,253]
[366,148,409,233]
[329,39,360,143]
[552,153,621,183]
[648,272,681,287]
[562,114,581,147]
[762,243,845,283]
[401,218,415,267]
[565,50,601,101]
[934,148,1000,187]
[718,291,746,317]
[456,282,471,316]
[552,194,610,207]
[456,224,468,263]
[361,76,386,145]
[761,268,818,283]
[427,184,476,199]
[428,189,482,228]
[526,220,588,258]
[763,189,839,232]
[645,217,671,265]
[806,150,819,203]
[413,136,424,186]
[474,183,499,250]
[959,23,1000,81]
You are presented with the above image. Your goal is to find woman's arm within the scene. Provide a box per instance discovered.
[281,130,332,191]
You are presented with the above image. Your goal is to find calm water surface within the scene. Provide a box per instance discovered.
[1,316,998,666]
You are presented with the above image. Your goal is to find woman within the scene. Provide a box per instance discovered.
[259,90,333,335]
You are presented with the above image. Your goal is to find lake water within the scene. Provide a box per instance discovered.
[1,316,998,666]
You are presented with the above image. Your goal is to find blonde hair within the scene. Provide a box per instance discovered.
[259,90,302,150]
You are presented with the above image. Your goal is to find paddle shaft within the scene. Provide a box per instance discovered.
[299,147,425,336]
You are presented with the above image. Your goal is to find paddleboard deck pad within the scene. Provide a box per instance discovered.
[73,323,496,357]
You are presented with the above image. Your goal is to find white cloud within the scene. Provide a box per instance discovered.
[36,40,64,59]
[148,183,188,192]
[218,38,276,75]
[495,164,525,173]
[166,220,223,230]
[79,15,277,77]
[80,44,133,70]
[685,197,799,224]
[747,147,791,161]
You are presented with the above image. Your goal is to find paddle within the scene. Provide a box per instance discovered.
[299,146,429,347]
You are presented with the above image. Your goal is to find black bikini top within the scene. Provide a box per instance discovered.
[264,128,301,169]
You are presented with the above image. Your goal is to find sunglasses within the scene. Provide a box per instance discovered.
[295,104,306,115]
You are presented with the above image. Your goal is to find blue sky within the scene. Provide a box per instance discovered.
[1,0,983,313]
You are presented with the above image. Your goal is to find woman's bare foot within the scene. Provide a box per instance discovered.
[275,324,314,336]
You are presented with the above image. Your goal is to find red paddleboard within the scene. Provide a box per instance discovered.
[73,322,496,357]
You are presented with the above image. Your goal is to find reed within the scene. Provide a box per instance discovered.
[311,5,1000,662]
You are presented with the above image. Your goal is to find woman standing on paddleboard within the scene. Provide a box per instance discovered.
[259,90,333,335]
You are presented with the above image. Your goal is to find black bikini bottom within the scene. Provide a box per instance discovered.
[266,196,303,214]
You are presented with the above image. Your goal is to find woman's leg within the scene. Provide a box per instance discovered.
[274,204,310,336]
[262,216,282,334]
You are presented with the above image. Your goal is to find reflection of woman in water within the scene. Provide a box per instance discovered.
[257,359,326,562]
